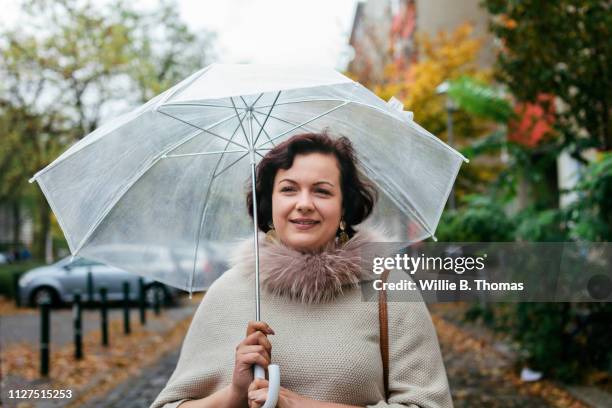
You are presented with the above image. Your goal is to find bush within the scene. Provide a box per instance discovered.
[435,194,515,242]
[0,261,43,298]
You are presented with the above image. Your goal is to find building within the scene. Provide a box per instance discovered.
[349,0,494,75]
[348,0,393,84]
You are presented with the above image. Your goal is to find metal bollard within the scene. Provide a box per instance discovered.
[100,287,109,347]
[73,293,83,360]
[153,286,161,316]
[40,300,50,377]
[87,269,94,305]
[138,278,146,326]
[13,272,21,308]
[122,282,131,335]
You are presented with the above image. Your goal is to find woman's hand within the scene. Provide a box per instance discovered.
[248,379,364,408]
[231,321,275,398]
[248,378,307,408]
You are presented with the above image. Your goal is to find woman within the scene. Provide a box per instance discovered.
[151,133,453,408]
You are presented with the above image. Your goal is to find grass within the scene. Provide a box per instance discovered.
[0,260,45,298]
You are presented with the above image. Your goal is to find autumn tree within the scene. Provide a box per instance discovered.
[484,0,611,156]
[356,23,501,199]
[0,0,214,259]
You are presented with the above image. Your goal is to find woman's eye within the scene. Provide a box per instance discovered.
[315,188,331,195]
[280,186,296,192]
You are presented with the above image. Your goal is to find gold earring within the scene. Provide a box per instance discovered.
[338,219,349,246]
[266,223,279,243]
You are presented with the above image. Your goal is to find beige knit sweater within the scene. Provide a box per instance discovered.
[150,231,453,408]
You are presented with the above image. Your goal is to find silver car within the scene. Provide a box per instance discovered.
[18,257,182,307]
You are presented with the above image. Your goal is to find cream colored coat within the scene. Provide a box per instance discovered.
[150,231,453,408]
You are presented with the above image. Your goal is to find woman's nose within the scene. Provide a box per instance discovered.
[295,192,314,212]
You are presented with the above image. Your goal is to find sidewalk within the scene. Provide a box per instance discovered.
[430,304,609,408]
[0,298,199,408]
[78,348,180,408]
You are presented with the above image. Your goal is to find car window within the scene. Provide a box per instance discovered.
[69,258,103,268]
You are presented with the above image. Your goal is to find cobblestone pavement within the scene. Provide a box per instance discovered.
[0,301,197,408]
[79,348,180,408]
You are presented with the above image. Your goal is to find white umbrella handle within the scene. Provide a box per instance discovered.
[254,364,280,407]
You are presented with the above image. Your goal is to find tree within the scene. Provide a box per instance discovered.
[484,0,611,155]
[388,24,503,199]
[0,0,214,259]
[443,2,612,380]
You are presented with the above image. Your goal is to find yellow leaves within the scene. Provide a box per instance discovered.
[404,23,482,111]
[372,22,489,141]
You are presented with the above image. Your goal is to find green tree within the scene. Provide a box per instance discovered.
[0,0,214,259]
[484,0,611,155]
[444,1,612,380]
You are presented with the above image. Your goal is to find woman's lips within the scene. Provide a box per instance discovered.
[290,219,320,230]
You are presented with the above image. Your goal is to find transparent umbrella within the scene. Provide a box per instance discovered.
[30,63,468,407]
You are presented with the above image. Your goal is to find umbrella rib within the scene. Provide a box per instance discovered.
[160,102,243,110]
[360,160,434,239]
[259,98,467,162]
[212,152,250,180]
[252,109,316,136]
[251,114,276,148]
[230,97,251,148]
[259,101,350,147]
[157,108,248,150]
[256,98,348,108]
[71,112,240,256]
[238,93,264,109]
[163,149,248,159]
[188,111,248,292]
[253,91,281,146]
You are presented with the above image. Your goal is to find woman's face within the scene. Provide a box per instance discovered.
[271,153,343,252]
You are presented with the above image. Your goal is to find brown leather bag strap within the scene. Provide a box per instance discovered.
[378,269,390,400]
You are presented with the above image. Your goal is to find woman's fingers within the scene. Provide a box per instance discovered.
[239,352,270,368]
[237,345,271,365]
[235,321,275,401]
[248,378,269,408]
[240,331,273,354]
[249,378,269,391]
[246,320,275,336]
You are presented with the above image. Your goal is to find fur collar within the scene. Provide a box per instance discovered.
[231,228,390,304]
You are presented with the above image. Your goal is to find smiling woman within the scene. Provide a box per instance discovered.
[151,132,453,408]
[250,133,376,253]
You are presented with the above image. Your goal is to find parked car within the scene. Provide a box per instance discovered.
[18,256,183,307]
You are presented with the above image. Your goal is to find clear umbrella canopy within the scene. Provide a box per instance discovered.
[31,63,467,293]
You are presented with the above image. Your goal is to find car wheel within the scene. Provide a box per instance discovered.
[145,284,168,306]
[30,287,59,307]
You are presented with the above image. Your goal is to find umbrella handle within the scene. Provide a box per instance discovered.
[254,364,280,407]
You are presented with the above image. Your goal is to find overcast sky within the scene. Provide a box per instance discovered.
[2,0,360,70]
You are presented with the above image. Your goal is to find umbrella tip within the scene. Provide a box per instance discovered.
[431,235,438,242]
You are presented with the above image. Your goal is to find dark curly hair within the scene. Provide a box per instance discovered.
[246,132,377,237]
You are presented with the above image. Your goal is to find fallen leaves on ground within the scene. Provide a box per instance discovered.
[1,296,203,407]
[0,296,36,316]
[431,310,589,408]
